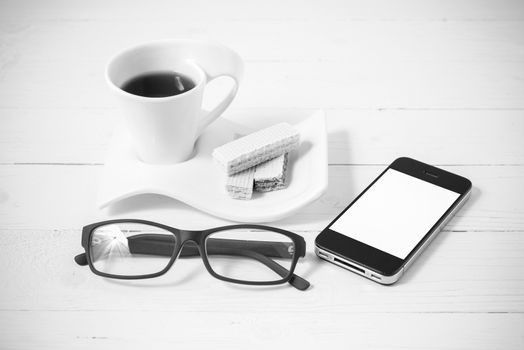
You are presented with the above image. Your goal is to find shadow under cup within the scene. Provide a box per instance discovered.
[106,43,207,164]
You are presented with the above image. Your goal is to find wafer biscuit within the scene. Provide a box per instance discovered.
[213,123,299,175]
[225,166,255,200]
[254,153,288,192]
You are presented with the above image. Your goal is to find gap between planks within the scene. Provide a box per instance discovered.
[0,309,522,314]
[2,163,524,167]
[2,107,524,111]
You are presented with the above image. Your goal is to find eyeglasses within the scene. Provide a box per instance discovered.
[74,219,310,290]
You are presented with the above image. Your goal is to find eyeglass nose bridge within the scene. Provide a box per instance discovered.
[177,229,205,244]
[174,230,208,260]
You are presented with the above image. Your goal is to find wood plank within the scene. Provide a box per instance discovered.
[0,164,522,232]
[1,0,523,21]
[0,228,523,314]
[0,311,522,350]
[2,109,523,165]
[1,20,523,110]
[1,58,522,110]
[3,20,523,64]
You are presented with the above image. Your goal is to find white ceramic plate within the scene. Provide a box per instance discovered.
[97,109,328,222]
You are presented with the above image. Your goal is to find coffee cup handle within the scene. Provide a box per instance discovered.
[194,46,244,136]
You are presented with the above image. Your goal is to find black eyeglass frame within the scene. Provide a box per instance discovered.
[75,219,310,290]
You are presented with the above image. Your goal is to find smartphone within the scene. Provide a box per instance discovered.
[315,157,472,285]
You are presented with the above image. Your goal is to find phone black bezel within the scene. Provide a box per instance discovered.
[315,157,472,277]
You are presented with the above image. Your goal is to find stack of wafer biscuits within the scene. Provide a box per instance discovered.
[213,123,300,200]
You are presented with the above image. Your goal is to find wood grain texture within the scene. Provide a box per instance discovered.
[1,311,522,350]
[1,7,523,110]
[1,228,523,313]
[2,109,524,165]
[1,57,523,110]
[1,0,523,349]
[0,164,522,232]
[1,0,524,21]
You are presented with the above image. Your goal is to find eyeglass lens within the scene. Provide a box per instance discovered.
[90,223,175,276]
[205,228,295,282]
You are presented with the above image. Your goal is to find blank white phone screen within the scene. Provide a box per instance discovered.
[330,169,460,259]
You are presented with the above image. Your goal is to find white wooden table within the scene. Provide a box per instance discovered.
[1,1,523,348]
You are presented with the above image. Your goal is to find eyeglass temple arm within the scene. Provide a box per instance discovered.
[125,234,302,258]
[131,234,309,290]
[73,236,296,265]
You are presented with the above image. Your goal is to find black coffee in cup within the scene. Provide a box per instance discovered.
[121,71,196,98]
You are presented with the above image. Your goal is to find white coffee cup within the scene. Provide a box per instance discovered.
[106,39,243,164]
